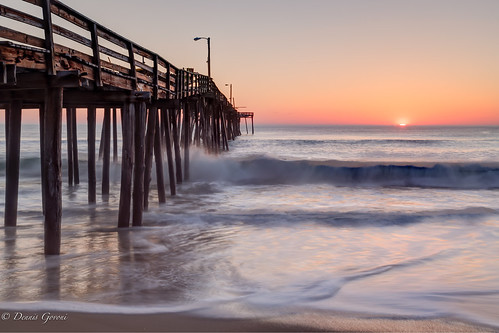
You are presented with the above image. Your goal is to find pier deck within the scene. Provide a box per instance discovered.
[0,0,248,254]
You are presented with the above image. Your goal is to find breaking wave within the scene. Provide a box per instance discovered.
[190,154,499,189]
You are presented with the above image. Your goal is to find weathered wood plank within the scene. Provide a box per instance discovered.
[48,1,89,31]
[0,26,45,48]
[100,58,129,76]
[0,4,44,29]
[96,28,127,50]
[100,45,129,64]
[53,24,92,49]
[100,70,133,90]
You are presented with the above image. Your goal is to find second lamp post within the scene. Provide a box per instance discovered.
[193,36,211,80]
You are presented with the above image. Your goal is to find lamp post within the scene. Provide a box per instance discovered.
[225,83,233,105]
[193,36,211,80]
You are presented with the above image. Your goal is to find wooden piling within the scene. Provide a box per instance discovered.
[4,105,10,146]
[143,106,157,210]
[194,101,201,147]
[118,102,134,228]
[102,107,111,196]
[39,105,46,216]
[220,108,229,151]
[66,108,74,186]
[87,106,96,203]
[154,113,166,203]
[132,101,146,227]
[161,108,176,196]
[170,107,183,183]
[43,87,63,255]
[98,123,105,160]
[4,100,22,227]
[183,101,190,181]
[71,108,80,185]
[112,108,118,162]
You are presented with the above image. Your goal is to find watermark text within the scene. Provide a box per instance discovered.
[1,312,69,325]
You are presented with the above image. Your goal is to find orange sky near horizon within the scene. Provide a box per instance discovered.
[1,0,498,126]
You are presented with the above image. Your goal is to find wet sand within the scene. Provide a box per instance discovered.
[0,309,496,332]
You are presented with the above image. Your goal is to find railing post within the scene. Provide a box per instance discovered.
[176,70,181,100]
[127,42,137,90]
[41,0,56,76]
[153,55,159,100]
[90,22,102,87]
[166,63,172,99]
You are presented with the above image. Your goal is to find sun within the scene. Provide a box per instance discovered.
[399,123,407,127]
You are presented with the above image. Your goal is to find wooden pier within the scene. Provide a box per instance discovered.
[0,0,249,255]
[239,112,254,135]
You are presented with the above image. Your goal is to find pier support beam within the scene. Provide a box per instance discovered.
[118,102,134,228]
[39,105,46,215]
[66,108,74,186]
[132,101,146,226]
[71,108,80,184]
[87,106,96,203]
[162,108,176,196]
[154,113,166,203]
[112,108,118,162]
[144,106,157,210]
[4,100,22,227]
[183,101,190,181]
[171,107,182,183]
[102,107,111,196]
[43,87,63,255]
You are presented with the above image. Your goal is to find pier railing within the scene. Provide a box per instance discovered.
[0,0,214,99]
[0,0,251,255]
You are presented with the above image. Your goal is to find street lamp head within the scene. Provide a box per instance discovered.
[193,37,202,41]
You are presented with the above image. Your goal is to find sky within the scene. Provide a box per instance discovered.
[2,0,499,125]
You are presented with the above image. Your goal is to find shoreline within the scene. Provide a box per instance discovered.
[1,308,497,332]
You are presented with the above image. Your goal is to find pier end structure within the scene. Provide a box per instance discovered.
[0,0,245,255]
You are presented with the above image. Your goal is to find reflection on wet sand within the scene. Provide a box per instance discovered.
[43,256,60,301]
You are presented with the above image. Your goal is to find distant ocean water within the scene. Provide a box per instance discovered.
[1,124,499,327]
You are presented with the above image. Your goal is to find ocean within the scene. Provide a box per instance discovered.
[1,123,499,328]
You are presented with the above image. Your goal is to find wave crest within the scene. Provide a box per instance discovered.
[190,154,499,189]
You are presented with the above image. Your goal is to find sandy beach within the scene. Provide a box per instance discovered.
[0,309,496,332]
